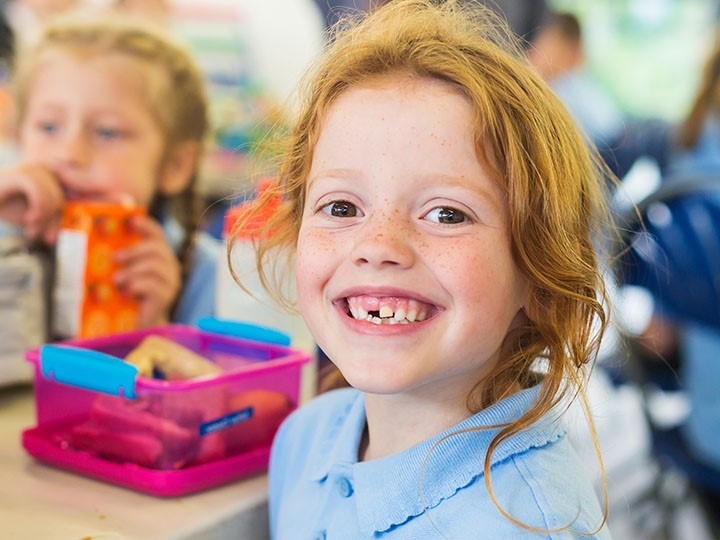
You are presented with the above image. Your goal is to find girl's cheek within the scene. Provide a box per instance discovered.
[296,230,338,280]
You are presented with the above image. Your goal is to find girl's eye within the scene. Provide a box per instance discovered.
[425,206,468,225]
[321,200,359,218]
[96,127,121,140]
[38,122,60,135]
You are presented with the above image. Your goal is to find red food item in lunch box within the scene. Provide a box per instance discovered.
[146,391,228,466]
[71,395,199,469]
[71,422,165,468]
[224,389,294,455]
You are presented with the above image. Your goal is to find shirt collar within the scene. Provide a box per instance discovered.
[311,385,565,535]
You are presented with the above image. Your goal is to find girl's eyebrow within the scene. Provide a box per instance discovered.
[308,167,359,182]
[28,102,64,112]
[306,169,361,195]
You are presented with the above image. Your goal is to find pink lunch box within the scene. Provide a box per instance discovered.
[21,318,310,497]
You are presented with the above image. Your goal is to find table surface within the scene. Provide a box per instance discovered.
[0,383,271,540]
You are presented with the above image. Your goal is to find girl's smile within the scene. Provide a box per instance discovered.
[332,288,441,338]
[343,294,435,324]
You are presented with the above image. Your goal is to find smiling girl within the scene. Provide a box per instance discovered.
[239,0,614,538]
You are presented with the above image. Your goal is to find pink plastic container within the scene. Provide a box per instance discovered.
[21,320,310,497]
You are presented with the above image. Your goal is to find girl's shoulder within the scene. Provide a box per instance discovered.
[490,435,611,538]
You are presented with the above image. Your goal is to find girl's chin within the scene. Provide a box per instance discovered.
[337,366,420,395]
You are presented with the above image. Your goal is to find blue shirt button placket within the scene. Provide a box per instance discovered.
[337,477,354,498]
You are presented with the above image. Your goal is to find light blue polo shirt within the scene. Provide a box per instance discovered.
[269,386,612,539]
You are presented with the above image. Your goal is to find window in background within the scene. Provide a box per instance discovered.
[551,0,718,121]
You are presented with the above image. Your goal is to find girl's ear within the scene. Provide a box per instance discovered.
[158,140,201,195]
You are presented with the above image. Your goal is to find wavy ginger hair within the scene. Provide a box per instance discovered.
[243,0,611,531]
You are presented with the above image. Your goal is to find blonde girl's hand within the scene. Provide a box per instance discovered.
[0,163,65,244]
[113,214,182,328]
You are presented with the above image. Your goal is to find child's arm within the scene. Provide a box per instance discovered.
[0,166,55,364]
[112,214,181,328]
[0,163,65,244]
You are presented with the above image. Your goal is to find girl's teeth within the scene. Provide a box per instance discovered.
[379,306,393,318]
[346,297,431,323]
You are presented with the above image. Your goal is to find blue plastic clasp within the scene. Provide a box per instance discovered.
[196,317,291,347]
[40,344,138,399]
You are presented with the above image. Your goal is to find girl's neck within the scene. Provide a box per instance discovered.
[359,392,474,462]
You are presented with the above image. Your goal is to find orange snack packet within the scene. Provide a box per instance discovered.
[52,201,146,338]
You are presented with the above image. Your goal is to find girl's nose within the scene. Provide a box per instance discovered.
[53,131,89,168]
[350,212,416,269]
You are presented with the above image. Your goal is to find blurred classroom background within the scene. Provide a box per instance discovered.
[1,1,719,539]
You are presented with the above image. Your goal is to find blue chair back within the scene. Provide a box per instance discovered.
[617,175,720,331]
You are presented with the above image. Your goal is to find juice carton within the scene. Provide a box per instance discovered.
[52,201,146,339]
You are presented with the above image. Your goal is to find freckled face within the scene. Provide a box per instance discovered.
[297,76,529,403]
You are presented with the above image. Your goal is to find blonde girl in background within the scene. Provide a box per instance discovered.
[0,16,218,380]
[241,0,616,538]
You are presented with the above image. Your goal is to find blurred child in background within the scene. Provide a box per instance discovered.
[528,11,623,151]
[0,15,219,382]
[528,10,672,183]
